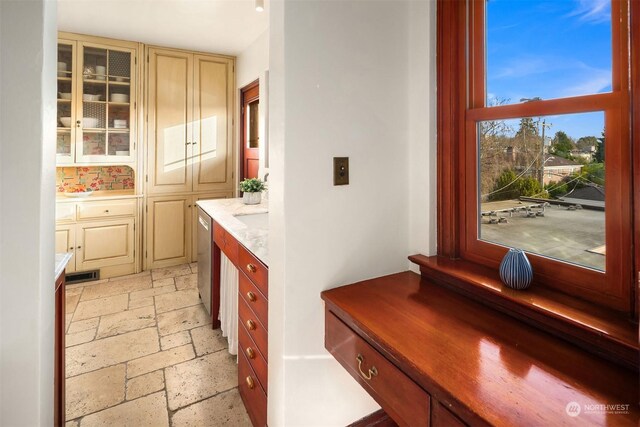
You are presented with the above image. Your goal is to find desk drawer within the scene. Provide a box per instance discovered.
[238,320,268,394]
[325,310,430,427]
[239,272,268,329]
[239,296,268,362]
[77,199,136,220]
[213,221,239,265]
[239,350,267,427]
[238,245,267,298]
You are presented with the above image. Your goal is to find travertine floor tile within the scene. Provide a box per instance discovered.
[66,293,81,314]
[80,391,169,427]
[151,264,192,280]
[127,344,195,378]
[190,325,227,357]
[129,296,154,309]
[129,285,175,301]
[126,370,164,401]
[67,328,159,377]
[66,278,108,290]
[73,294,129,321]
[189,262,198,273]
[65,420,79,427]
[165,351,238,410]
[66,313,74,332]
[68,318,99,334]
[154,289,201,314]
[175,273,197,290]
[66,328,96,347]
[153,277,175,288]
[157,305,210,336]
[66,364,125,420]
[66,287,83,298]
[80,277,152,302]
[109,270,150,282]
[171,388,251,427]
[160,331,191,351]
[95,306,155,339]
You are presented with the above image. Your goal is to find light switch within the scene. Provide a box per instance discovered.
[333,157,349,186]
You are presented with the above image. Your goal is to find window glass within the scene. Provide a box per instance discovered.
[486,0,612,105]
[478,111,605,271]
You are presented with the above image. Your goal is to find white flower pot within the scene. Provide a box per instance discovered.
[243,191,262,205]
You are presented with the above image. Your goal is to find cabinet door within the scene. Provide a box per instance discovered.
[55,225,76,273]
[189,192,233,262]
[146,196,191,268]
[147,48,193,194]
[76,218,134,271]
[57,39,77,165]
[75,42,137,164]
[192,54,235,193]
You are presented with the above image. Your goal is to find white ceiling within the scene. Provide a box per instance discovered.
[57,0,269,56]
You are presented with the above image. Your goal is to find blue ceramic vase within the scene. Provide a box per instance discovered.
[499,248,533,290]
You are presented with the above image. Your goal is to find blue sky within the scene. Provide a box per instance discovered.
[486,0,611,139]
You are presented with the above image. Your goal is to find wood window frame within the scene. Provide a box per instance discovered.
[436,0,637,314]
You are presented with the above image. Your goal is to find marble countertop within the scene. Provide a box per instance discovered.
[196,198,269,266]
[55,252,73,280]
[56,190,142,202]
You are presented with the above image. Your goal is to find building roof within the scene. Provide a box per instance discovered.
[544,154,582,167]
[562,185,605,202]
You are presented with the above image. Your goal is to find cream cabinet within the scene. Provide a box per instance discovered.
[145,192,231,269]
[146,47,235,195]
[57,34,140,165]
[55,198,138,278]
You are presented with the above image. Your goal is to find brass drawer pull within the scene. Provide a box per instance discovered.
[247,291,257,302]
[246,263,257,273]
[246,376,255,389]
[246,347,255,359]
[246,319,256,330]
[356,354,378,380]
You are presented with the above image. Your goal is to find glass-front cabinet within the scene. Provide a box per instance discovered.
[56,37,137,165]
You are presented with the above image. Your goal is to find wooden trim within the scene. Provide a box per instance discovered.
[54,273,66,427]
[347,410,398,427]
[632,0,640,320]
[409,254,638,370]
[239,79,260,183]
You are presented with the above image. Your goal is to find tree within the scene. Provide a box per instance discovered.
[594,130,605,163]
[550,131,574,158]
[489,169,520,201]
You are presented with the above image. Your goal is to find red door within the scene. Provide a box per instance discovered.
[241,80,260,180]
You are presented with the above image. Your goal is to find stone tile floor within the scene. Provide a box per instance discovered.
[64,263,252,427]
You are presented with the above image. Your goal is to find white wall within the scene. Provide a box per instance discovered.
[236,30,270,183]
[0,0,57,425]
[269,0,436,424]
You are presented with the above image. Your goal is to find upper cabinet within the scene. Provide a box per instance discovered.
[57,34,139,166]
[146,47,235,195]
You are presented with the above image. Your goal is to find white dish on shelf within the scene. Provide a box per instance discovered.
[83,94,102,101]
[113,120,127,128]
[115,77,126,82]
[59,117,72,127]
[59,93,72,100]
[63,191,93,198]
[110,94,129,103]
[82,118,99,128]
[115,151,130,156]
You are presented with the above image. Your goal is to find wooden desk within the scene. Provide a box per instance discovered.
[322,272,638,426]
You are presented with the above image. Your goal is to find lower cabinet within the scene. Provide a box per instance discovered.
[145,192,232,269]
[55,198,138,278]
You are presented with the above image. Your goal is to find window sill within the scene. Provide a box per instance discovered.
[408,254,638,370]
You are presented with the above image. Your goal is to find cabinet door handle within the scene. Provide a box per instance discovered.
[185,141,192,145]
[246,347,255,359]
[192,141,198,145]
[245,376,255,390]
[246,291,257,302]
[104,209,109,213]
[76,120,81,128]
[246,263,257,273]
[356,354,378,380]
[76,246,82,250]
[246,319,256,331]
[69,247,74,250]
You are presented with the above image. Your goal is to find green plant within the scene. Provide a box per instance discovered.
[239,178,266,193]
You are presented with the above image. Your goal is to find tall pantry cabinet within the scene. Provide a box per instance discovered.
[145,47,235,269]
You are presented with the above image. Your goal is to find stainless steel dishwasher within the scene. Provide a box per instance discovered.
[197,207,213,316]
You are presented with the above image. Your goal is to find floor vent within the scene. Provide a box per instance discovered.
[65,270,100,285]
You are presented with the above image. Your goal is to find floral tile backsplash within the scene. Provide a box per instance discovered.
[56,166,135,192]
